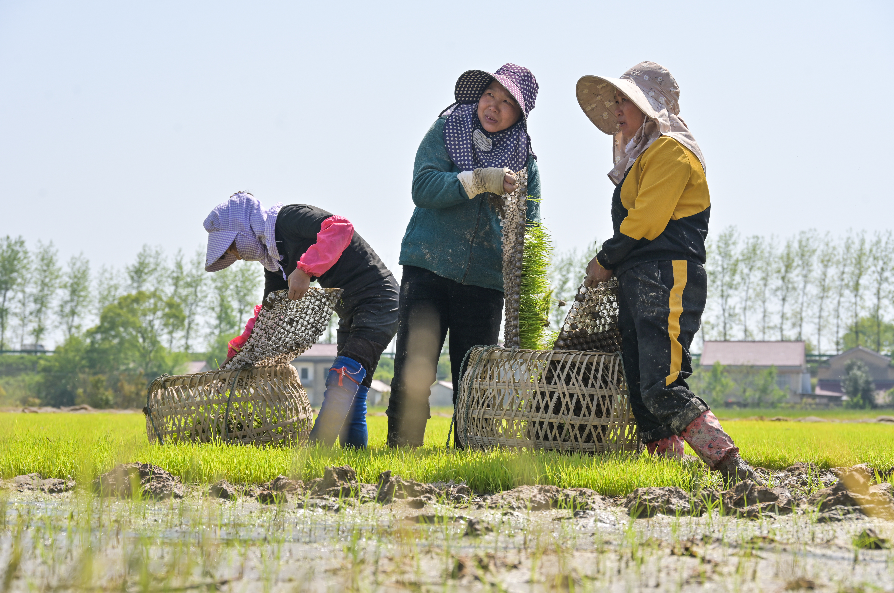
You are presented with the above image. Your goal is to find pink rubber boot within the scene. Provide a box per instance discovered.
[645,435,685,459]
[680,411,762,483]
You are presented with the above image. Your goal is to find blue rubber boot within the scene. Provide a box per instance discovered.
[308,356,367,447]
[339,385,369,449]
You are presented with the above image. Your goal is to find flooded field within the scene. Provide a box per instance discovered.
[2,463,893,592]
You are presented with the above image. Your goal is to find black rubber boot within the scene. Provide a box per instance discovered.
[715,453,765,486]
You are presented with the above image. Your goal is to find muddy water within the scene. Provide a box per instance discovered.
[1,489,892,592]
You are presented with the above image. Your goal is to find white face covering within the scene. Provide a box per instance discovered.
[608,109,705,186]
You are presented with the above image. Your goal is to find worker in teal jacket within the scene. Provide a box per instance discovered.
[387,63,541,447]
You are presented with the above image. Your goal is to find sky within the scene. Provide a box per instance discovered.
[1,0,892,285]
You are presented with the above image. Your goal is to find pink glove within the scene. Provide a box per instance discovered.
[227,305,262,360]
[296,216,354,277]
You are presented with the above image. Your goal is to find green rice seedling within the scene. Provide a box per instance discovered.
[519,219,554,351]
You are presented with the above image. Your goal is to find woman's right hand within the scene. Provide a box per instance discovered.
[584,255,612,287]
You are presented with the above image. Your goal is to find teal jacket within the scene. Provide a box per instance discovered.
[398,117,542,292]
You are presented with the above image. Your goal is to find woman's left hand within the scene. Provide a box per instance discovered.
[503,171,518,194]
[288,267,312,300]
[584,255,612,287]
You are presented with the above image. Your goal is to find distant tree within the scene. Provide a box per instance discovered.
[35,335,87,407]
[792,230,818,341]
[813,237,836,353]
[867,231,893,353]
[548,243,598,334]
[738,236,762,340]
[94,264,123,320]
[126,245,166,293]
[207,266,239,339]
[176,248,209,352]
[373,356,394,385]
[738,365,787,407]
[843,359,875,409]
[842,318,894,355]
[708,227,740,340]
[0,236,28,349]
[86,291,186,378]
[844,232,869,347]
[690,362,734,407]
[231,261,264,320]
[754,238,776,340]
[59,254,91,339]
[832,241,849,353]
[774,237,797,340]
[28,241,61,348]
[206,267,240,361]
[165,250,188,350]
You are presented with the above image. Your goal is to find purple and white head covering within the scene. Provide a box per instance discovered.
[441,63,539,172]
[204,191,285,278]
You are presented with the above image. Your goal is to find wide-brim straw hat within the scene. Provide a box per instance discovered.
[451,63,538,119]
[576,61,681,135]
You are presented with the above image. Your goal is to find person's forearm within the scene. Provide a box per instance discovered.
[296,216,354,277]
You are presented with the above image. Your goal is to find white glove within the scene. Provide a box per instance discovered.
[457,167,513,199]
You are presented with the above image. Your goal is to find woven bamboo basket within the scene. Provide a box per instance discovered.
[144,287,341,445]
[456,183,641,453]
[456,346,639,453]
[145,365,312,445]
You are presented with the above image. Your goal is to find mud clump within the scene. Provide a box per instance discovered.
[209,479,239,500]
[808,465,894,520]
[721,481,795,518]
[314,465,359,497]
[11,473,75,494]
[94,463,183,500]
[269,475,303,493]
[465,518,493,536]
[770,462,837,498]
[375,470,471,504]
[484,485,605,512]
[625,487,704,518]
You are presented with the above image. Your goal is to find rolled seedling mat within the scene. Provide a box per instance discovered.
[145,364,313,446]
[552,277,622,352]
[456,346,640,453]
[498,169,529,349]
[222,287,342,369]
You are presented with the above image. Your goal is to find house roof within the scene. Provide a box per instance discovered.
[185,360,210,374]
[293,343,339,359]
[812,387,845,397]
[701,341,805,368]
[822,346,891,365]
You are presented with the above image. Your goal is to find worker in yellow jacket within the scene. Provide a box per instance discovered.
[576,61,761,484]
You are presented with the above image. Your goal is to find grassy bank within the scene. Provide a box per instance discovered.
[711,406,894,421]
[2,413,892,495]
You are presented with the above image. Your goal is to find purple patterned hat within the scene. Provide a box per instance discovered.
[451,63,538,118]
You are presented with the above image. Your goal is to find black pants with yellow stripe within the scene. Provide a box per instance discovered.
[617,259,709,443]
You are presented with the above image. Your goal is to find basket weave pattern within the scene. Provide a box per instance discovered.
[553,278,622,352]
[222,288,342,370]
[145,365,313,445]
[456,346,639,453]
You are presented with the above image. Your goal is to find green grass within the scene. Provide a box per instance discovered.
[712,407,893,420]
[2,412,892,496]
